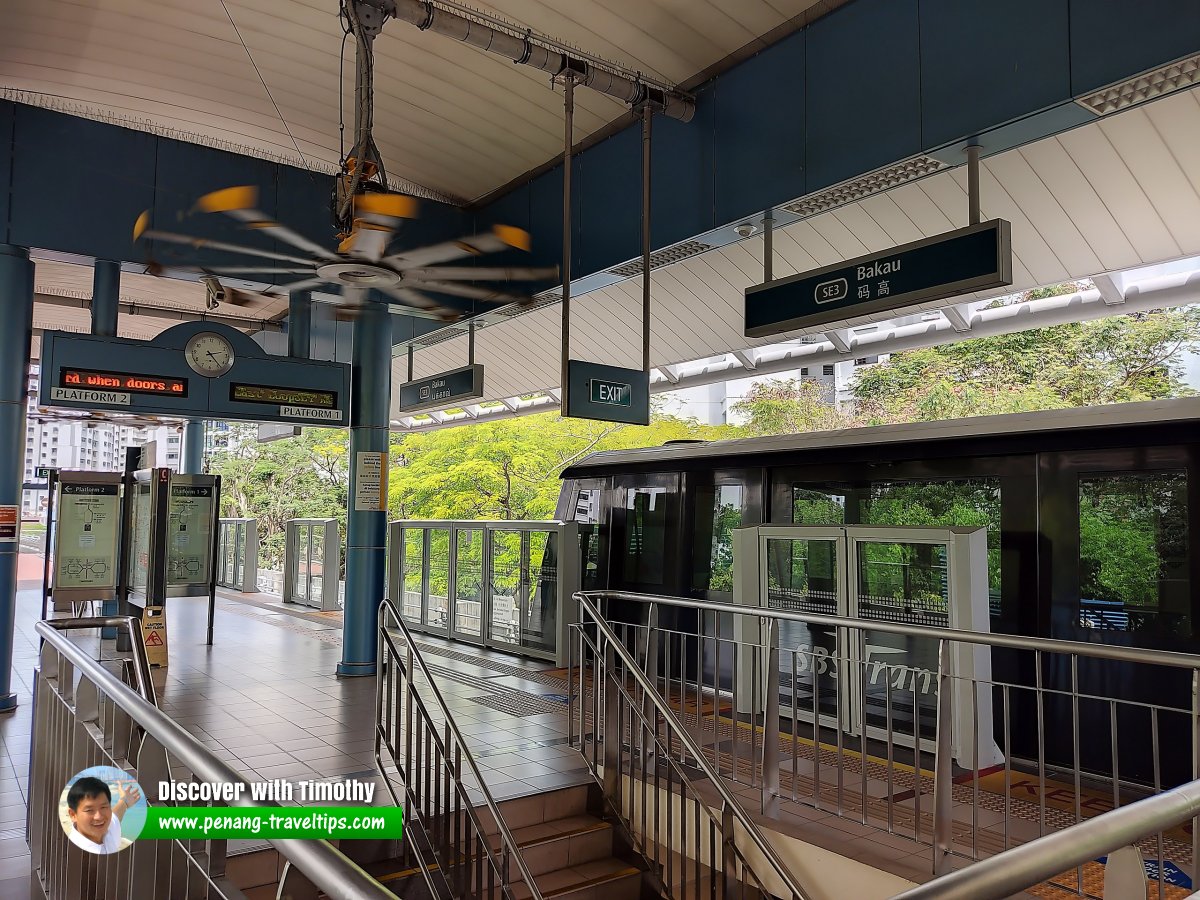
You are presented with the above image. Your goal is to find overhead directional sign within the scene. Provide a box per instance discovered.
[40,322,350,427]
[398,364,484,414]
[565,360,649,425]
[745,220,1012,337]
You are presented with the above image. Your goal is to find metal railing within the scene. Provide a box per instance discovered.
[893,777,1200,900]
[375,597,545,899]
[578,590,1200,896]
[569,593,811,900]
[30,616,393,900]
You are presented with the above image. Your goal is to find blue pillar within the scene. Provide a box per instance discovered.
[0,245,34,712]
[288,291,311,359]
[183,420,205,474]
[338,298,391,676]
[91,260,120,337]
[92,260,121,627]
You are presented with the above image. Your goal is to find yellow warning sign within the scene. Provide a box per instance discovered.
[140,606,168,667]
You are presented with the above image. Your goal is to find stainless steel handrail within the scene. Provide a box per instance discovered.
[583,590,1200,669]
[376,597,545,898]
[891,777,1200,900]
[575,592,812,900]
[33,618,395,900]
[42,615,158,705]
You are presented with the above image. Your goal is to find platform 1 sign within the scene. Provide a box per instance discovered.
[565,361,649,425]
[398,364,484,415]
[745,220,1012,337]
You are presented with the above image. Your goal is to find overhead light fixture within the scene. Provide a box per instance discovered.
[1077,54,1200,115]
[734,223,758,238]
[782,156,946,219]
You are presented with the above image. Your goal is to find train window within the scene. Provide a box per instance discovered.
[623,488,669,585]
[692,484,745,592]
[1078,470,1189,636]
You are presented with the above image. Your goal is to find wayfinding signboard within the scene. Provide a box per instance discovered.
[49,473,123,610]
[398,364,484,415]
[167,480,216,590]
[565,361,650,425]
[744,220,1012,337]
[41,321,350,427]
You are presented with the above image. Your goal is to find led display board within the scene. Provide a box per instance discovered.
[60,368,189,397]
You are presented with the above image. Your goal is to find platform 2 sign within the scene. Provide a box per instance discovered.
[398,364,484,415]
[745,220,1012,337]
[565,361,649,426]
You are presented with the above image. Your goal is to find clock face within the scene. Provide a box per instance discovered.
[185,332,236,377]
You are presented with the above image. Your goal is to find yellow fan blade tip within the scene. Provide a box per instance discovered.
[354,193,419,219]
[196,185,259,213]
[493,224,531,252]
[133,210,151,240]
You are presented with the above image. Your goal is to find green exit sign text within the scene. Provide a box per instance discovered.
[590,380,631,407]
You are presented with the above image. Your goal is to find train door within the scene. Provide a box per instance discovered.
[1039,446,1198,784]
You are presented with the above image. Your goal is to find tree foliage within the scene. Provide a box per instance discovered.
[388,413,734,521]
[731,378,857,435]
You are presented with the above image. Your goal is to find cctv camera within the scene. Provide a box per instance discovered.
[201,275,226,310]
[734,223,757,238]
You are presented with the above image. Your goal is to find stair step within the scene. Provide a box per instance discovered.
[509,857,643,900]
[473,784,589,834]
[488,814,614,876]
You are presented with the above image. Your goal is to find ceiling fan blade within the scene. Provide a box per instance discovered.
[202,266,318,276]
[407,280,527,305]
[195,186,340,261]
[338,193,420,263]
[264,278,332,296]
[378,286,458,321]
[383,224,531,268]
[138,227,318,267]
[399,266,559,282]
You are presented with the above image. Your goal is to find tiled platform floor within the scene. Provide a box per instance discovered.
[0,566,591,897]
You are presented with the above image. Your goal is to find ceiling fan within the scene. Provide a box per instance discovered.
[131,0,557,322]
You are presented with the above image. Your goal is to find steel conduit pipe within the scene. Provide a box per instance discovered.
[381,0,694,121]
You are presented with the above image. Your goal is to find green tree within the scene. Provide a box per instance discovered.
[208,425,349,569]
[731,378,858,436]
[852,304,1200,424]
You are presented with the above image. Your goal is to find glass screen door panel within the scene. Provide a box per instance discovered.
[294,525,311,604]
[489,530,522,646]
[453,529,484,640]
[425,528,450,631]
[401,529,424,624]
[520,530,557,654]
[309,524,324,608]
[765,535,843,725]
[852,539,948,743]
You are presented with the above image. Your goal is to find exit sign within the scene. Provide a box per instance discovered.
[590,379,631,407]
[565,361,649,425]
[35,467,55,479]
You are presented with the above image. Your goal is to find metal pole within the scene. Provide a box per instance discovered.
[966,144,982,226]
[407,344,413,382]
[0,244,34,713]
[932,639,955,874]
[288,290,312,359]
[559,73,574,413]
[90,260,120,337]
[763,210,775,283]
[339,291,390,676]
[468,321,475,366]
[641,102,653,374]
[182,420,205,474]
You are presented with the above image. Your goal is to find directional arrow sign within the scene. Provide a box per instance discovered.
[745,220,1012,337]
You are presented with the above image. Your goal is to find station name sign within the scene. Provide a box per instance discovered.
[745,219,1012,337]
[565,360,649,426]
[398,364,484,415]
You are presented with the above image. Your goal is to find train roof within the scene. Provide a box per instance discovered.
[561,396,1200,477]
